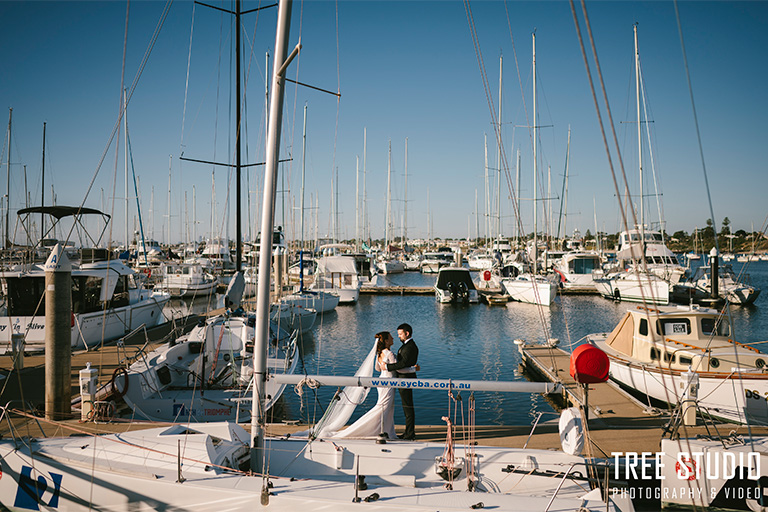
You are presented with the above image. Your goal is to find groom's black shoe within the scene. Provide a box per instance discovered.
[397,434,415,440]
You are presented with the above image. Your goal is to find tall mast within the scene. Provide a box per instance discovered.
[124,89,129,250]
[532,32,538,274]
[300,104,307,290]
[5,108,12,250]
[234,0,243,271]
[483,134,488,246]
[41,121,46,235]
[385,140,392,252]
[167,155,172,246]
[363,127,367,244]
[496,54,503,242]
[403,137,408,249]
[355,156,359,252]
[252,0,295,466]
[634,23,644,233]
[515,148,520,247]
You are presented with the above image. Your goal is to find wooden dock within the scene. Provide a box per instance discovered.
[360,286,433,295]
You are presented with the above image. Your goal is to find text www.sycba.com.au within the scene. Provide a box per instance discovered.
[370,379,472,389]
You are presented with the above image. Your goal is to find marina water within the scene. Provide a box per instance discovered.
[166,261,768,429]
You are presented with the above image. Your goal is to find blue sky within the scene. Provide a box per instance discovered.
[1,0,766,247]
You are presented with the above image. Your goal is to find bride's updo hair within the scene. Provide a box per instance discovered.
[374,331,391,356]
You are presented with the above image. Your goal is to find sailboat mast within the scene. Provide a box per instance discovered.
[635,24,643,232]
[532,32,538,274]
[386,140,391,252]
[363,127,367,244]
[124,89,129,250]
[300,104,307,289]
[41,121,46,236]
[496,54,503,242]
[235,0,243,272]
[404,137,408,249]
[484,133,489,246]
[6,108,12,250]
[355,156,359,252]
[252,0,296,464]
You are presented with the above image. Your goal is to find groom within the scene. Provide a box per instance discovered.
[386,322,418,440]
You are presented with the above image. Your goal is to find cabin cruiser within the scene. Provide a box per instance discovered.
[612,226,686,284]
[554,251,601,293]
[0,253,170,352]
[434,267,479,303]
[593,266,671,305]
[501,271,557,306]
[420,249,455,274]
[159,262,218,298]
[310,254,362,303]
[588,304,768,425]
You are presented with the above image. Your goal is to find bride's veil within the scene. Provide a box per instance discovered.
[309,340,378,438]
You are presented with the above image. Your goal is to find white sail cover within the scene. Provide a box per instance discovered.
[310,341,377,438]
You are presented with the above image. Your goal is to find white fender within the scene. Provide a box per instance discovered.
[559,407,585,456]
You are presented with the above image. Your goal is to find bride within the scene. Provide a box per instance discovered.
[336,331,401,440]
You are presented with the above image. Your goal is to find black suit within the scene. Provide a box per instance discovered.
[387,339,418,439]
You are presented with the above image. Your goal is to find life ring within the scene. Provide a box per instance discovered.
[558,407,584,456]
[111,367,129,399]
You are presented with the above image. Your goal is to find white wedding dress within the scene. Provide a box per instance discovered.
[335,349,397,440]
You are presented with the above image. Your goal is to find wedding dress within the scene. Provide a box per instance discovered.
[335,349,397,440]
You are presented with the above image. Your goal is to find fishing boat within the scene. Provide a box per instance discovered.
[434,266,479,303]
[587,304,768,425]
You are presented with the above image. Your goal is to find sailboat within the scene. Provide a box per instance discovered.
[500,34,557,306]
[377,141,405,275]
[593,26,686,305]
[0,4,638,511]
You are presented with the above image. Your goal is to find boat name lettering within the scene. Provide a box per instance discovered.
[611,451,761,481]
[14,465,62,510]
[745,389,768,402]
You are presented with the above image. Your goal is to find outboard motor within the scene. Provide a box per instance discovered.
[446,281,457,302]
[457,282,469,302]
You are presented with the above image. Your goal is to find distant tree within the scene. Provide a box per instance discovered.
[584,229,593,240]
[720,217,731,236]
[672,230,688,241]
[703,218,715,239]
[735,229,747,238]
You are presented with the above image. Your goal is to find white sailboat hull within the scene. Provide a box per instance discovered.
[501,275,556,306]
[0,423,632,511]
[593,272,669,305]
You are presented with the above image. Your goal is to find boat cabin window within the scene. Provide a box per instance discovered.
[639,319,649,336]
[110,276,130,308]
[650,347,660,361]
[663,352,675,363]
[5,277,46,316]
[569,257,599,274]
[73,276,105,314]
[658,318,691,336]
[701,318,730,337]
[679,355,693,365]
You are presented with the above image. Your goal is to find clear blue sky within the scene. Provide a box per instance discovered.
[1,1,766,247]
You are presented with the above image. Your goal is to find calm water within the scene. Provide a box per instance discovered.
[170,260,768,428]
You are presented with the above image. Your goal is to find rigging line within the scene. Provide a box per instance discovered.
[180,2,196,153]
[569,1,632,244]
[64,0,173,247]
[673,0,718,255]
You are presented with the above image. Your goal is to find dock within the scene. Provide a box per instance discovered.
[360,285,433,295]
